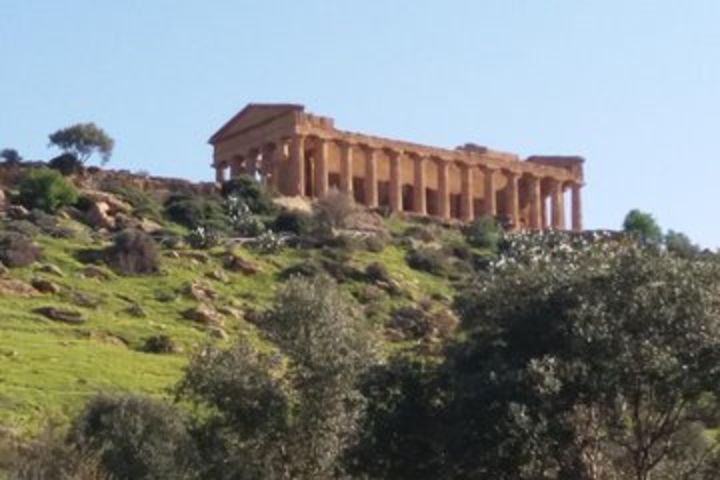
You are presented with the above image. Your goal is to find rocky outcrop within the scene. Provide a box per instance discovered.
[31,278,61,295]
[0,278,39,297]
[34,307,85,324]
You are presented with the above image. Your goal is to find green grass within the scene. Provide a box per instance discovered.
[0,216,464,435]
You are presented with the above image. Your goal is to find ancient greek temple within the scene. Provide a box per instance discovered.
[209,104,585,231]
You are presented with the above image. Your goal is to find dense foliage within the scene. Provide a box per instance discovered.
[48,123,114,165]
[105,229,160,275]
[17,168,79,213]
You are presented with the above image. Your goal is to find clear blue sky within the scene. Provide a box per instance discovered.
[2,1,719,246]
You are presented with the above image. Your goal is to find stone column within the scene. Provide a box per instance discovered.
[541,192,548,230]
[481,166,497,218]
[571,182,583,232]
[528,175,542,230]
[388,150,403,212]
[289,134,305,196]
[230,156,244,178]
[246,149,259,177]
[314,137,329,198]
[412,154,427,215]
[339,141,353,194]
[550,180,565,229]
[364,146,378,208]
[263,143,281,190]
[437,158,450,220]
[460,163,474,222]
[215,162,227,184]
[506,170,520,230]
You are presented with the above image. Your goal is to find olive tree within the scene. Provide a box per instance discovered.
[48,123,114,165]
[449,233,720,480]
[178,275,376,479]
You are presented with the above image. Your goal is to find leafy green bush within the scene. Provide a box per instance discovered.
[164,193,227,231]
[186,226,222,249]
[220,174,275,214]
[69,393,197,480]
[464,216,501,250]
[252,230,283,254]
[406,247,449,276]
[141,335,178,354]
[226,195,266,237]
[18,168,79,213]
[365,262,392,284]
[48,153,84,176]
[105,229,160,275]
[9,426,110,480]
[0,232,42,267]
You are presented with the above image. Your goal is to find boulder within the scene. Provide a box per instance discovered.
[223,253,259,275]
[208,326,229,340]
[183,305,224,326]
[85,201,115,229]
[31,278,61,295]
[80,265,112,280]
[183,282,218,303]
[206,269,228,283]
[80,190,132,213]
[0,278,38,297]
[0,189,6,214]
[34,307,85,324]
[37,263,64,277]
[217,306,242,320]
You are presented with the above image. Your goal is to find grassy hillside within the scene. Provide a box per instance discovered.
[0,211,467,435]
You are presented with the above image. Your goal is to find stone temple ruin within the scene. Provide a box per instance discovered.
[209,103,584,231]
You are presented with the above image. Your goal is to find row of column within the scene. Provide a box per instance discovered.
[216,134,583,231]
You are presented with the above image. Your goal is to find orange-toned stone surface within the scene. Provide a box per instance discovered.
[209,104,585,231]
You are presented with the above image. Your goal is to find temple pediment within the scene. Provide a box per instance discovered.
[208,103,304,144]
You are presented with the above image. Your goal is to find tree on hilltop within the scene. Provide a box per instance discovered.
[48,123,114,165]
[622,208,663,245]
[0,148,22,164]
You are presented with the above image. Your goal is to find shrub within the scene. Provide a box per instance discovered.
[105,229,160,275]
[365,262,392,284]
[141,335,178,354]
[18,168,79,213]
[10,426,110,480]
[164,193,227,231]
[2,219,41,237]
[387,306,434,340]
[0,232,42,267]
[279,260,324,280]
[69,393,197,480]
[186,226,222,249]
[314,190,356,231]
[272,209,312,235]
[252,230,283,254]
[220,174,275,214]
[406,247,448,275]
[464,216,501,250]
[48,153,84,176]
[404,225,435,243]
[364,235,387,252]
[226,196,266,237]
